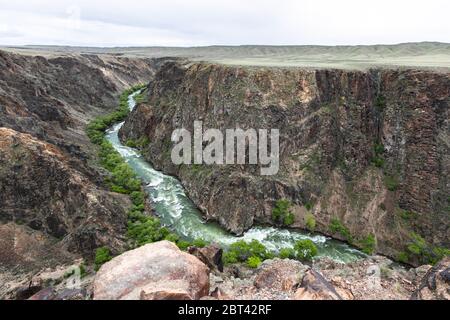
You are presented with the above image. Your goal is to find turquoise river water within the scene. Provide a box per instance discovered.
[105,91,365,263]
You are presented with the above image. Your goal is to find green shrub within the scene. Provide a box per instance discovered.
[399,210,418,221]
[164,233,180,243]
[375,95,386,112]
[294,240,318,261]
[272,199,295,226]
[385,175,399,192]
[397,251,409,264]
[134,91,147,104]
[126,140,138,148]
[176,240,192,251]
[305,214,316,232]
[371,142,385,168]
[127,216,170,247]
[95,247,112,271]
[329,218,353,243]
[222,251,239,265]
[223,240,274,266]
[192,239,209,248]
[372,157,385,168]
[125,137,150,149]
[283,213,295,226]
[361,234,376,255]
[247,256,262,269]
[402,233,450,265]
[229,240,273,261]
[112,163,141,194]
[432,247,450,263]
[130,191,145,207]
[279,248,296,260]
[305,202,313,211]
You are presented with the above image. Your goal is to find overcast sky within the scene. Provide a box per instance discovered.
[0,0,449,47]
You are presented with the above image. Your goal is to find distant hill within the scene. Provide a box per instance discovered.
[2,42,450,70]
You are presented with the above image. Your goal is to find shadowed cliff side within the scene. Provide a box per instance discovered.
[120,61,449,265]
[0,50,160,268]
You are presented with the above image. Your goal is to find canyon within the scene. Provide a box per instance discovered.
[0,45,448,300]
[0,50,161,297]
[120,61,449,265]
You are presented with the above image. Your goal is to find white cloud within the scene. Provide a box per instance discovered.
[0,0,448,46]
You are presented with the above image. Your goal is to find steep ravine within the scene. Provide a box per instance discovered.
[0,50,161,278]
[120,62,450,265]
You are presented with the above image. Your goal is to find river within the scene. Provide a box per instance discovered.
[105,91,365,263]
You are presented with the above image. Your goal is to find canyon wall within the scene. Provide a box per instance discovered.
[120,62,449,263]
[0,50,157,267]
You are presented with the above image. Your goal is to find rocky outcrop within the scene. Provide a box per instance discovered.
[93,241,210,300]
[294,270,344,300]
[254,259,309,292]
[411,257,450,300]
[0,128,129,257]
[315,256,417,300]
[120,62,449,263]
[188,244,224,272]
[0,51,157,257]
[0,50,159,298]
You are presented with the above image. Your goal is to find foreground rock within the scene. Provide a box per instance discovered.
[188,244,224,272]
[294,270,344,300]
[314,256,416,300]
[93,241,210,300]
[411,257,450,300]
[254,259,309,292]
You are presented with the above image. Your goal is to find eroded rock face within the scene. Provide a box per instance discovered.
[0,128,129,257]
[93,241,210,300]
[0,50,158,258]
[120,62,449,263]
[411,257,450,300]
[0,50,159,298]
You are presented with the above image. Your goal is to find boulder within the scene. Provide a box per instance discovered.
[411,257,450,300]
[28,288,57,300]
[294,270,343,300]
[254,259,309,292]
[15,285,43,300]
[188,244,224,272]
[93,241,210,300]
[211,287,232,300]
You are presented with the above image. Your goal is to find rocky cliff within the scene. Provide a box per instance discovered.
[0,50,157,275]
[120,62,449,263]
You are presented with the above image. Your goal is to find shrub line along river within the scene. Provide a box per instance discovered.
[105,91,365,263]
